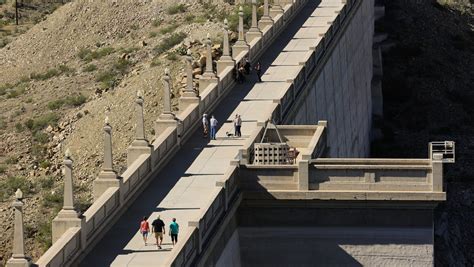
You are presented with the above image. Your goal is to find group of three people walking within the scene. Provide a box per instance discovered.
[140,216,179,249]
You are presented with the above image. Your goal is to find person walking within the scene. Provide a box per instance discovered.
[151,215,166,249]
[244,57,251,74]
[234,114,242,137]
[202,114,209,138]
[254,61,262,82]
[210,115,218,140]
[169,218,179,246]
[238,62,246,83]
[139,216,150,245]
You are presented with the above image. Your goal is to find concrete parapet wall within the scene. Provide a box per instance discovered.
[310,158,435,191]
[242,157,446,201]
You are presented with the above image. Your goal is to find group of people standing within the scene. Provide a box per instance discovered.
[202,114,218,140]
[139,216,179,249]
[202,114,242,139]
[236,57,262,83]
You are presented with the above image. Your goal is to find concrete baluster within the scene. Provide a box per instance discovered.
[6,189,30,267]
[217,19,235,75]
[155,68,180,136]
[431,153,444,192]
[93,118,122,201]
[184,50,196,97]
[232,6,250,59]
[179,53,201,111]
[127,91,152,167]
[246,0,263,43]
[199,33,219,91]
[270,0,284,18]
[259,0,274,31]
[53,149,84,243]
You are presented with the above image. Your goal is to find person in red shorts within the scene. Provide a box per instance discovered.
[139,216,150,245]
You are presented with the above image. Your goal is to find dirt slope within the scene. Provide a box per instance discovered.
[0,0,233,262]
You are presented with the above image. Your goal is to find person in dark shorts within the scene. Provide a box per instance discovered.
[254,61,262,82]
[169,218,179,246]
[151,215,166,249]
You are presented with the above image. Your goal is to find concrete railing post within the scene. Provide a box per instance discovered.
[431,153,444,192]
[53,150,84,243]
[199,33,219,90]
[127,91,152,167]
[6,189,30,267]
[179,53,200,111]
[270,0,284,19]
[259,0,274,30]
[217,19,235,75]
[157,68,180,135]
[232,6,250,59]
[93,118,122,201]
[297,159,309,190]
[246,0,263,43]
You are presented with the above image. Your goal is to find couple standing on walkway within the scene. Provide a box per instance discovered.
[140,216,179,249]
[202,114,218,140]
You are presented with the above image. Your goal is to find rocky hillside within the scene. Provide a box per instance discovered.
[0,0,242,263]
[373,0,473,265]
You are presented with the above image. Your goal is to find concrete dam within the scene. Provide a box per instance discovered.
[5,0,452,266]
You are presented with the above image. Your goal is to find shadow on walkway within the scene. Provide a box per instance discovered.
[80,1,320,265]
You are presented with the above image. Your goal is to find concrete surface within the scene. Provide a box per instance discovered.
[238,227,433,266]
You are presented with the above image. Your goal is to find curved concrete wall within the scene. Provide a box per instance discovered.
[287,0,374,158]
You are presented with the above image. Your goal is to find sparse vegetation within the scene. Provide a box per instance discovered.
[39,160,51,169]
[34,132,49,144]
[6,85,26,99]
[159,24,178,34]
[40,95,81,112]
[185,14,195,22]
[36,220,53,250]
[0,165,6,174]
[167,4,186,15]
[150,56,161,67]
[154,32,187,55]
[39,176,55,190]
[166,52,178,61]
[77,47,115,62]
[15,122,24,132]
[5,156,18,165]
[96,70,117,89]
[149,31,158,38]
[0,118,5,130]
[0,176,33,201]
[42,190,62,209]
[47,99,65,110]
[113,58,131,74]
[30,65,75,81]
[152,19,161,27]
[24,113,59,132]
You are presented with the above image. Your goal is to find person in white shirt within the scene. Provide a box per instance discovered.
[202,114,208,138]
[234,114,242,137]
[210,115,218,140]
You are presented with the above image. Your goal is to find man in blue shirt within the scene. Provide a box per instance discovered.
[169,218,179,246]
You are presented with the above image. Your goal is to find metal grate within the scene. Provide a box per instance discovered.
[429,141,455,163]
[254,143,290,165]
